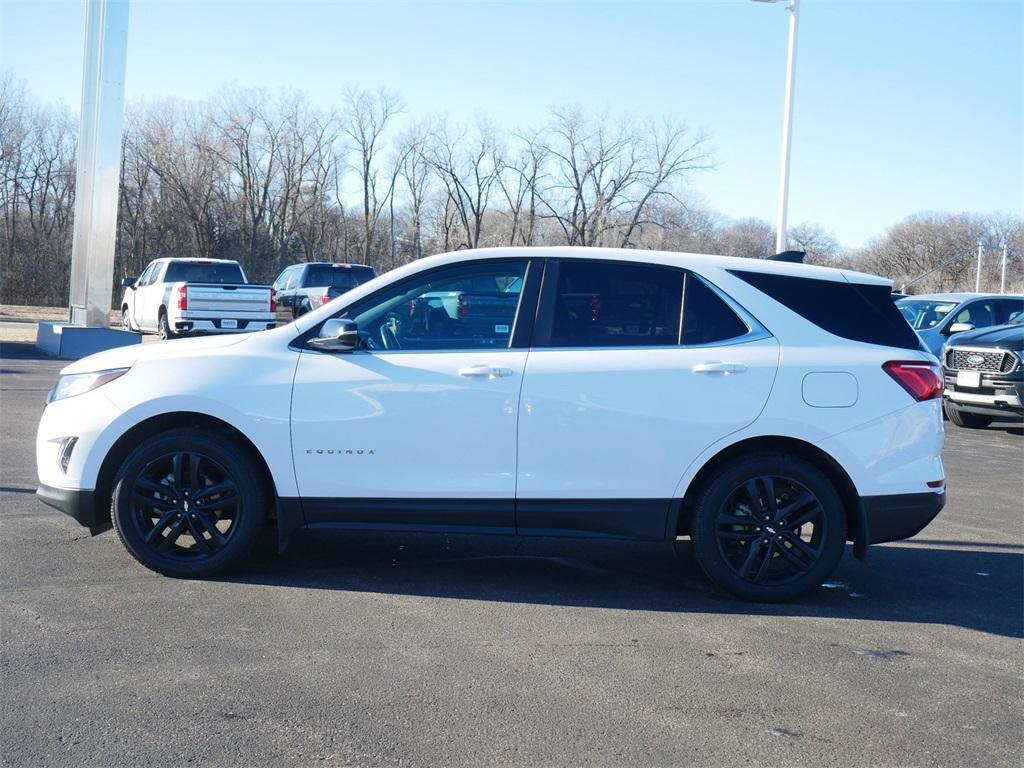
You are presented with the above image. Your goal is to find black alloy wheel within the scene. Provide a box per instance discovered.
[111,428,266,577]
[130,451,239,559]
[690,453,846,602]
[714,475,826,586]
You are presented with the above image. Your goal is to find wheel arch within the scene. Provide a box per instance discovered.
[672,435,867,559]
[92,411,299,548]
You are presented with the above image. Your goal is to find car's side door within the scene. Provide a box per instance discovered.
[516,259,779,540]
[137,261,168,331]
[290,257,541,532]
[126,262,155,329]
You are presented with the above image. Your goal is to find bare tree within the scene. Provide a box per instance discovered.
[341,87,404,267]
[426,118,502,250]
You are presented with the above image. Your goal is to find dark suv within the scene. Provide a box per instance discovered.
[272,262,378,321]
[941,311,1024,428]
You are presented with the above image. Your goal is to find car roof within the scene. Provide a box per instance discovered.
[156,257,239,264]
[301,262,374,268]
[410,246,892,286]
[899,292,1024,302]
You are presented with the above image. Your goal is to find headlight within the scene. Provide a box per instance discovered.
[48,368,130,404]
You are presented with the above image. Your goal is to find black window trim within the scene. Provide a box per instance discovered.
[532,257,770,351]
[293,256,543,354]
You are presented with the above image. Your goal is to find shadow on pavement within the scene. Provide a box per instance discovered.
[224,528,1023,639]
[0,341,51,362]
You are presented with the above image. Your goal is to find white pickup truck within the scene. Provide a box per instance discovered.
[120,258,276,340]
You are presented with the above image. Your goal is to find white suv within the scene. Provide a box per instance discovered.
[36,247,946,601]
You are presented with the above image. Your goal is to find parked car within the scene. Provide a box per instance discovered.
[271,262,377,321]
[121,258,276,340]
[896,293,1024,357]
[38,247,946,602]
[941,312,1024,428]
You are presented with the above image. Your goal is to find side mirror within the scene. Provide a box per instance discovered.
[122,276,136,288]
[308,319,359,352]
[1009,311,1021,322]
[947,322,975,335]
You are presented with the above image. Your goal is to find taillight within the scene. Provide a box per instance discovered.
[270,288,278,313]
[176,285,187,311]
[322,290,331,306]
[882,361,943,401]
[458,294,469,318]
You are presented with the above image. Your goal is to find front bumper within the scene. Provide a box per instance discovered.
[36,483,106,533]
[861,491,945,545]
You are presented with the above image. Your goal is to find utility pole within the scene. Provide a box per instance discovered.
[752,0,800,254]
[974,240,983,293]
[1000,242,1007,294]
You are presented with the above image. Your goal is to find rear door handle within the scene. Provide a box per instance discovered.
[692,361,748,374]
[458,365,515,379]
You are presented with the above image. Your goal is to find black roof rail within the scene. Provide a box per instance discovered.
[769,250,806,263]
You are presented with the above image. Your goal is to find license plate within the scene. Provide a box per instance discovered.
[956,370,981,388]
[221,319,238,329]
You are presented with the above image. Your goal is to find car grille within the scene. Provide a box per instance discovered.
[945,348,1018,374]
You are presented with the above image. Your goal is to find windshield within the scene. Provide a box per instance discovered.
[305,264,376,290]
[897,299,960,330]
[164,261,246,284]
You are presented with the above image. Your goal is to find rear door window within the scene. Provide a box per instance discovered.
[682,275,749,345]
[546,260,684,348]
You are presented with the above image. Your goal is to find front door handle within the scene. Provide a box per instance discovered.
[692,361,748,375]
[458,365,515,379]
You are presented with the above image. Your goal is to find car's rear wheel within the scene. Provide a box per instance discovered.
[690,452,846,602]
[944,403,993,429]
[157,309,175,340]
[111,428,267,577]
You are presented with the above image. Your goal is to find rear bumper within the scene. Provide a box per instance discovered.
[174,317,276,334]
[36,483,105,532]
[861,491,945,545]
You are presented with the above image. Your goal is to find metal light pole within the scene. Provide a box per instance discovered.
[1000,242,1007,294]
[68,0,130,329]
[753,0,800,254]
[974,240,983,293]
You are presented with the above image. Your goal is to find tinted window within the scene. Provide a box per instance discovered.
[548,261,683,348]
[304,264,376,291]
[995,298,1024,324]
[346,261,527,351]
[897,299,959,330]
[164,261,246,285]
[683,275,749,345]
[733,270,922,350]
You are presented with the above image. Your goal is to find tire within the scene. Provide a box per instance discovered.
[690,452,846,602]
[944,403,993,429]
[110,428,268,578]
[121,304,133,331]
[157,309,173,340]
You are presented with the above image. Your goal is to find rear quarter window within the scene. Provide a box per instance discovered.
[730,270,922,350]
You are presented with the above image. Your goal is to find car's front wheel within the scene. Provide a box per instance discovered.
[111,428,267,577]
[690,452,846,602]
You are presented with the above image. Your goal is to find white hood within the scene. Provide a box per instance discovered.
[60,333,251,375]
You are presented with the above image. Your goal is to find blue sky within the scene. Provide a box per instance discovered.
[2,0,1021,247]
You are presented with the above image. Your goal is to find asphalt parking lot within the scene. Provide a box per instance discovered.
[1,340,1021,768]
